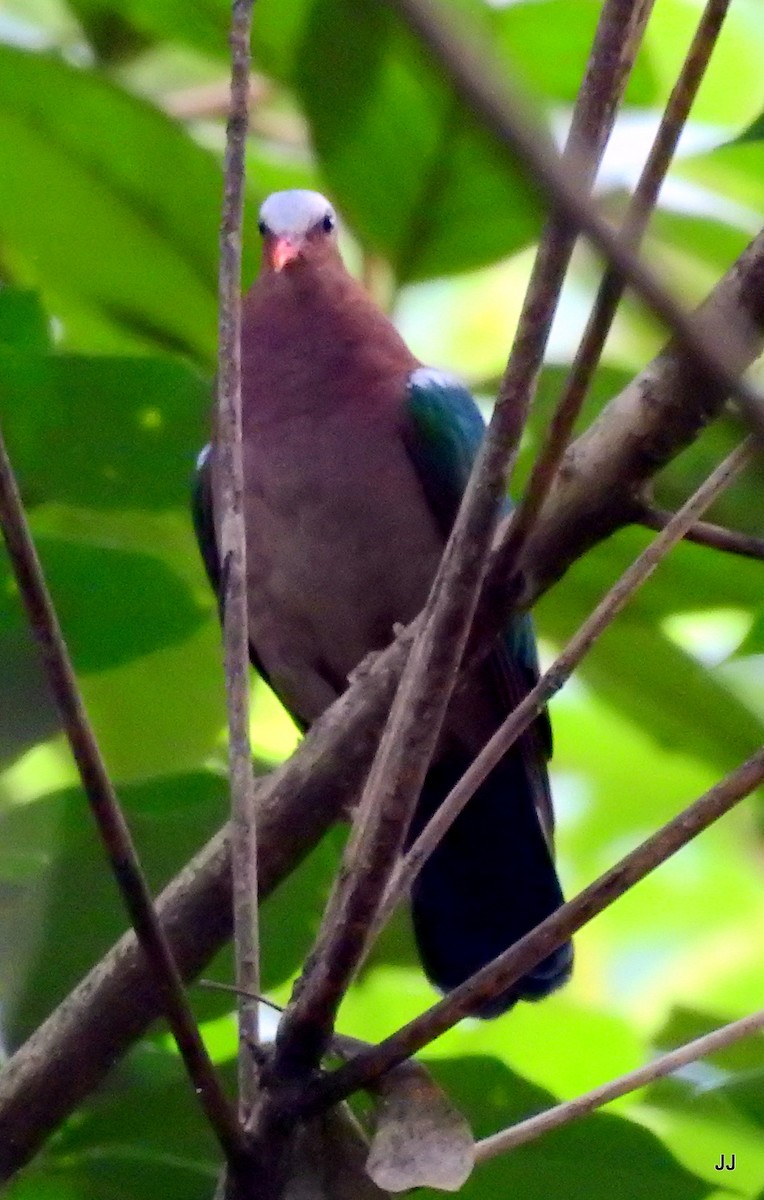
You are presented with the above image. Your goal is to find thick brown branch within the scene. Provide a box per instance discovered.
[0,434,244,1172]
[269,0,654,1085]
[300,747,764,1113]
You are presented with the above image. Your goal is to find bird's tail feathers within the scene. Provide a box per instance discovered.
[409,748,573,1018]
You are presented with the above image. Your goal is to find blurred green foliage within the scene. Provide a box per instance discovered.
[0,0,763,1196]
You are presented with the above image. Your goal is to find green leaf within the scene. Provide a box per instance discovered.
[654,1006,764,1077]
[677,139,764,230]
[252,0,313,82]
[738,613,764,657]
[9,1041,226,1200]
[495,0,657,108]
[295,0,542,282]
[0,625,60,766]
[0,288,50,351]
[652,1019,764,1139]
[0,534,207,673]
[0,46,258,363]
[537,526,764,778]
[641,210,750,311]
[626,0,764,127]
[420,1056,711,1200]
[68,0,224,62]
[0,771,228,1043]
[0,350,209,510]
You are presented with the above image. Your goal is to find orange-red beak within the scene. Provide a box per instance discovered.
[269,237,301,272]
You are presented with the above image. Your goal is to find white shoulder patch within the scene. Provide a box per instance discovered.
[409,366,465,391]
[259,189,335,239]
[196,442,211,471]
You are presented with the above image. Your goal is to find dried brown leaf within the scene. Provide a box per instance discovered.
[365,1060,474,1193]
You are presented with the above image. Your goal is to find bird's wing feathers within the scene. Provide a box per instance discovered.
[191,444,221,596]
[402,367,486,536]
[191,443,297,721]
[403,367,553,765]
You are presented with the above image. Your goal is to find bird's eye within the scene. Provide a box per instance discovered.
[321,213,335,233]
[257,219,268,237]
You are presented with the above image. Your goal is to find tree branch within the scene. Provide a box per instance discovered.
[503,225,764,611]
[474,1005,764,1162]
[385,0,764,440]
[299,747,764,1114]
[379,439,756,928]
[0,437,244,1172]
[639,507,764,562]
[498,0,732,580]
[268,0,654,1085]
[217,0,261,1125]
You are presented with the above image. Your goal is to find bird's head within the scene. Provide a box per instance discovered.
[257,189,339,274]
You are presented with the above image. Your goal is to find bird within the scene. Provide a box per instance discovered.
[193,188,573,1015]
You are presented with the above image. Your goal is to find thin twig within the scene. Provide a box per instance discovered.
[475,1005,764,1162]
[300,745,764,1115]
[218,0,261,1123]
[497,0,732,578]
[0,432,245,1168]
[382,439,755,924]
[640,507,764,561]
[199,980,371,1060]
[385,0,764,441]
[269,0,654,1084]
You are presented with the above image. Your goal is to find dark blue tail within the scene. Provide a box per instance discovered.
[409,750,573,1017]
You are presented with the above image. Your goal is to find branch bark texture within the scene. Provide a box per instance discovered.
[217,0,261,1120]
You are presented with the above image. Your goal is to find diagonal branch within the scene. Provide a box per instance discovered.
[499,224,764,613]
[267,0,655,1085]
[474,1005,764,1162]
[217,0,261,1124]
[0,433,245,1171]
[497,0,732,580]
[385,0,764,440]
[379,440,755,926]
[300,745,764,1115]
[639,508,764,562]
